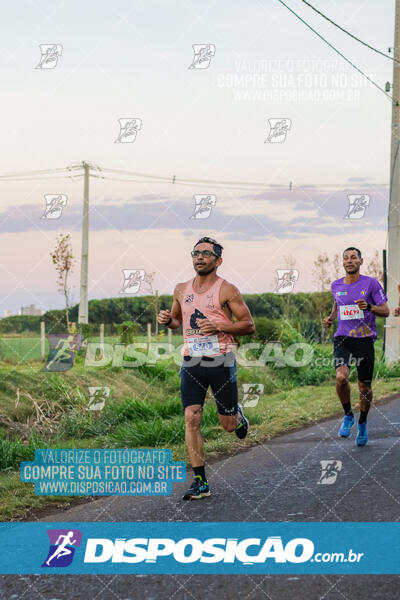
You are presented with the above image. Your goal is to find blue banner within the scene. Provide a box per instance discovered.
[20,449,186,496]
[0,522,398,574]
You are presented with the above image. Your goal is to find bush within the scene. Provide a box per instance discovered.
[0,433,47,470]
[117,320,141,345]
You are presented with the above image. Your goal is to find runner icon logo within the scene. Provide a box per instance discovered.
[35,44,63,69]
[41,194,67,219]
[274,269,299,293]
[190,195,217,219]
[42,529,82,568]
[114,118,142,143]
[317,460,343,485]
[242,383,264,408]
[87,386,111,411]
[188,44,216,70]
[344,194,370,220]
[265,118,292,143]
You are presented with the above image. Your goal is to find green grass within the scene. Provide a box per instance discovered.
[0,334,185,363]
[1,375,399,521]
[0,332,399,520]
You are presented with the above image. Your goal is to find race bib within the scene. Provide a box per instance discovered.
[187,335,220,356]
[339,304,364,320]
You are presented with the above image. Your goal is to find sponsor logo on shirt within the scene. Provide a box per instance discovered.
[336,291,348,296]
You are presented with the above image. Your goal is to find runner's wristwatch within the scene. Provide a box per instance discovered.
[366,303,372,311]
[165,317,172,326]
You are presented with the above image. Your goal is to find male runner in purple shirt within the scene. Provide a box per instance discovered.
[323,247,389,446]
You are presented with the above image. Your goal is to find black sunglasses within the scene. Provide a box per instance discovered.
[191,250,218,258]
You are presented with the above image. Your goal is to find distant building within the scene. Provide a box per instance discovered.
[19,304,42,316]
[3,309,14,318]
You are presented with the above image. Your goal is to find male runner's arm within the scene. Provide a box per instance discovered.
[355,298,390,317]
[157,284,183,329]
[197,282,255,336]
[355,278,390,317]
[323,301,337,328]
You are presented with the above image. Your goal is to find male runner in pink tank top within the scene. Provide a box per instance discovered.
[158,236,255,500]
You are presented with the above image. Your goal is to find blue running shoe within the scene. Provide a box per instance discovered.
[235,404,249,439]
[182,476,210,500]
[338,414,355,437]
[356,422,368,446]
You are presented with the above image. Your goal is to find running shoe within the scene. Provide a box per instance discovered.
[355,422,368,446]
[235,404,249,439]
[182,475,210,500]
[338,414,355,438]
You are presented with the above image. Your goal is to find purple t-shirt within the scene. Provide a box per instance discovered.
[331,274,387,341]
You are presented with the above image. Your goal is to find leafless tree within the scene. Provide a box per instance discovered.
[50,234,75,332]
[312,253,331,291]
[365,250,383,282]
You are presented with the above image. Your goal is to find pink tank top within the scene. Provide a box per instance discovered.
[180,276,236,357]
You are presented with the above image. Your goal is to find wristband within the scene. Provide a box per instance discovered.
[166,317,172,327]
[366,303,371,311]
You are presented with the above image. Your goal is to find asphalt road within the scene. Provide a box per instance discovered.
[1,396,399,599]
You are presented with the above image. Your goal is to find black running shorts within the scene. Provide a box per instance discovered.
[333,335,375,383]
[179,352,239,416]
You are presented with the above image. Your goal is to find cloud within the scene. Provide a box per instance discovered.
[0,186,388,240]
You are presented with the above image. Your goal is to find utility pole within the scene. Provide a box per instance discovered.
[78,161,90,324]
[385,0,400,364]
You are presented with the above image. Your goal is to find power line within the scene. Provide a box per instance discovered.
[277,0,394,103]
[0,163,390,191]
[0,167,78,180]
[0,175,83,182]
[302,0,400,64]
[95,173,388,192]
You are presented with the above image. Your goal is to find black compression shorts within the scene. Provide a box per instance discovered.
[179,352,239,416]
[333,335,375,383]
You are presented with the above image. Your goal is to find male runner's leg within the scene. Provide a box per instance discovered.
[184,405,205,473]
[353,338,374,446]
[334,336,355,437]
[207,353,249,439]
[180,358,211,499]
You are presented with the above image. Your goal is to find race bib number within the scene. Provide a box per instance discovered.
[187,335,220,356]
[339,304,364,320]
